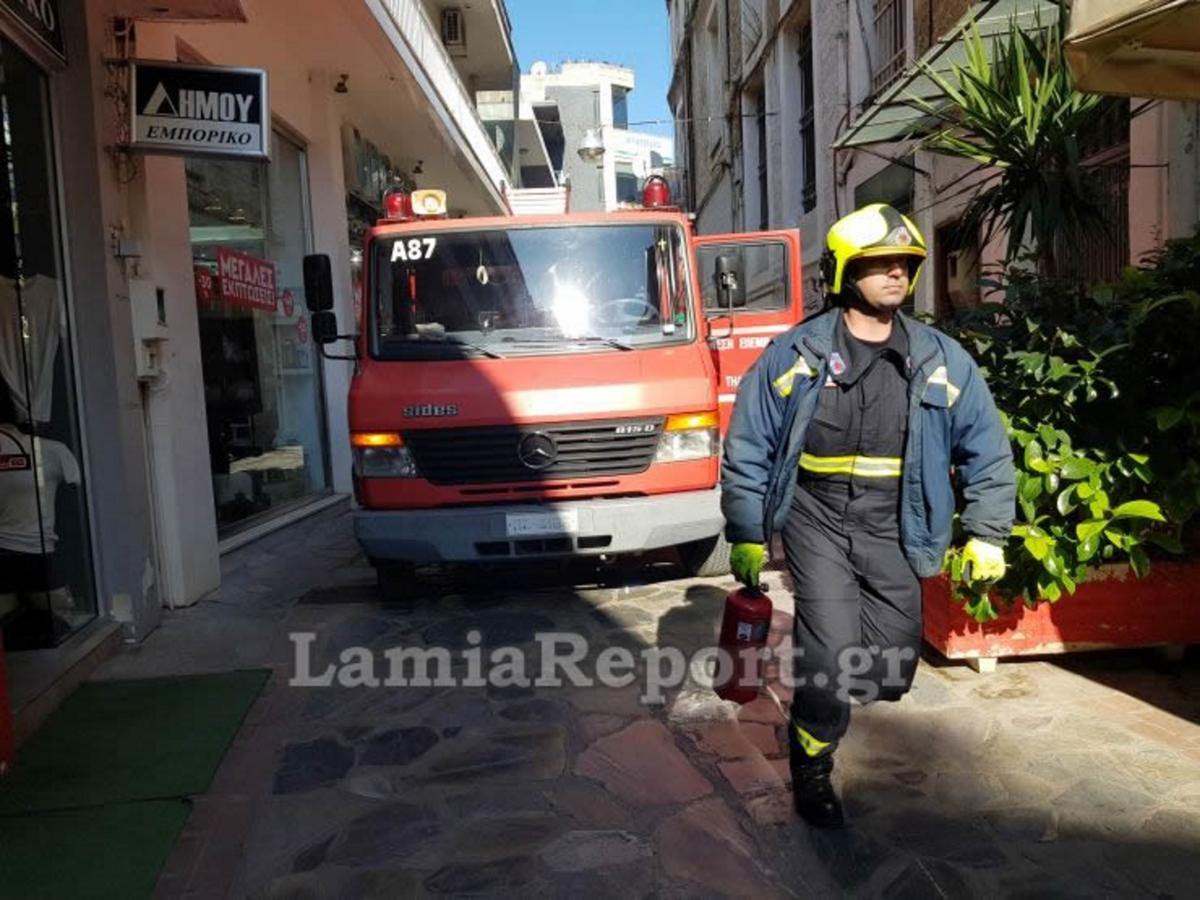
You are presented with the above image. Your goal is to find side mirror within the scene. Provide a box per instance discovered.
[303,254,334,312]
[311,310,338,345]
[714,254,739,311]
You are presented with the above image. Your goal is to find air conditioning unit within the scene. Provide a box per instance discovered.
[441,8,466,52]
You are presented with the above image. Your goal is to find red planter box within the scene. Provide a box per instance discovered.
[923,560,1200,663]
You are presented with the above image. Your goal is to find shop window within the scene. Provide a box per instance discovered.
[0,38,96,651]
[187,133,330,536]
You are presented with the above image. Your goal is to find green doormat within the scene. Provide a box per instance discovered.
[0,669,270,898]
[0,800,191,900]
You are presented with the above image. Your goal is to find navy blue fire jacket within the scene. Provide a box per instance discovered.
[720,309,1016,578]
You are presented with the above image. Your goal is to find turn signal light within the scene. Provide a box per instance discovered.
[665,411,719,432]
[351,432,404,448]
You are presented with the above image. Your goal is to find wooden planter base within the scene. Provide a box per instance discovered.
[922,560,1200,670]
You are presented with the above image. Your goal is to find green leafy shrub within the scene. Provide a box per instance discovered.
[936,252,1200,621]
[1093,237,1200,537]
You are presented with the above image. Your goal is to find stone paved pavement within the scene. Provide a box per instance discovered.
[91,501,1200,898]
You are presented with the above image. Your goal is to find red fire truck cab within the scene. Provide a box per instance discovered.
[303,184,803,597]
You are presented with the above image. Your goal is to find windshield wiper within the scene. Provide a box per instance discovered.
[566,335,635,351]
[498,335,635,351]
[446,339,505,359]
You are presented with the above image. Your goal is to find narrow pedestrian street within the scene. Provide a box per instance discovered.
[88,501,1200,898]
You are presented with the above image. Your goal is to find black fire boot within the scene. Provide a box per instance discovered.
[791,751,846,828]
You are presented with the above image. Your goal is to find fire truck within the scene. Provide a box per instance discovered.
[302,179,803,598]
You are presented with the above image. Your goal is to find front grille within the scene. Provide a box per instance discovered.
[404,418,664,486]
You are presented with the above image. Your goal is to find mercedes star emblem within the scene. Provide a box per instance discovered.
[518,432,558,470]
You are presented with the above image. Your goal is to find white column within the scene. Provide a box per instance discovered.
[306,68,355,496]
[1129,99,1170,263]
[1166,102,1200,242]
[118,22,222,608]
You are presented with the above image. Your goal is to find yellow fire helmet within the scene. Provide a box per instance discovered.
[821,203,927,298]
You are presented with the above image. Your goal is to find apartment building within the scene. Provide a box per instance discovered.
[521,61,675,211]
[667,0,1200,316]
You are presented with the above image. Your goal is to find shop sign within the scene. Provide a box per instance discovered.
[0,1,64,66]
[217,247,277,312]
[130,61,269,160]
[194,265,217,305]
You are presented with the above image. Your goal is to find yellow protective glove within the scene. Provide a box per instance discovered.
[730,542,767,588]
[962,538,1006,583]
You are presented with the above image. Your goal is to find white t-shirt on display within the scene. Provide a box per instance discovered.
[0,424,80,554]
[0,275,65,424]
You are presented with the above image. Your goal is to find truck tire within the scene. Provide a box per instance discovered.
[679,533,732,578]
[375,562,416,603]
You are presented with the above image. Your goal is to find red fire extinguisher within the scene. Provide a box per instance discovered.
[714,585,773,704]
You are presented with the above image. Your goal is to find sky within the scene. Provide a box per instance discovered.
[506,0,675,139]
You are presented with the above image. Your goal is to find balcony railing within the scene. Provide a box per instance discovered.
[376,0,509,193]
[872,0,907,96]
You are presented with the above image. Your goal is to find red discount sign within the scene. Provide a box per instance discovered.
[217,247,277,312]
[194,265,216,305]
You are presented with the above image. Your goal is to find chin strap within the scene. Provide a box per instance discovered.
[822,279,869,313]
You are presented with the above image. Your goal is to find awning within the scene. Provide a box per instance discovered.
[1065,0,1200,99]
[833,0,1062,149]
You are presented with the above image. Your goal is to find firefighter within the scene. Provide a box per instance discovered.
[720,204,1015,828]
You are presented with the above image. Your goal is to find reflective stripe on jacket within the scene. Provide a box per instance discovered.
[798,452,903,478]
[719,309,1016,578]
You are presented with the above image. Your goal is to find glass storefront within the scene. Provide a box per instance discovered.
[187,131,329,536]
[342,123,410,331]
[0,36,96,650]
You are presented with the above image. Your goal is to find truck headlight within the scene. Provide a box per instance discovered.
[351,433,418,478]
[655,412,720,463]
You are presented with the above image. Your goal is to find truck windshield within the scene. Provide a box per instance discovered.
[370,223,694,359]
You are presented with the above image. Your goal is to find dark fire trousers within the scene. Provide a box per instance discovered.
[783,480,922,757]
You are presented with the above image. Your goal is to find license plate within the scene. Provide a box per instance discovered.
[505,510,579,537]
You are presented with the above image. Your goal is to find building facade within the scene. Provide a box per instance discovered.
[1,0,534,735]
[521,61,675,211]
[667,0,1200,316]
